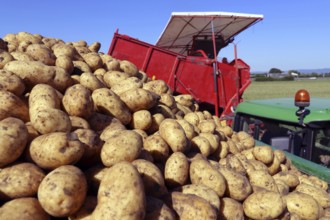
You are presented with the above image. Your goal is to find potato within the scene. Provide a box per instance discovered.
[151,104,175,119]
[190,158,226,197]
[212,140,229,160]
[191,136,212,157]
[129,110,152,130]
[0,117,28,167]
[164,191,217,220]
[0,49,14,69]
[159,118,190,153]
[93,162,146,219]
[198,119,216,133]
[25,44,56,65]
[55,55,74,74]
[219,197,244,220]
[243,190,286,220]
[248,169,279,193]
[92,88,131,125]
[275,179,290,196]
[174,94,194,107]
[146,113,165,134]
[267,154,281,175]
[143,134,170,163]
[99,118,126,141]
[0,90,29,122]
[0,197,50,220]
[145,196,176,220]
[159,93,176,108]
[10,51,34,61]
[62,84,94,118]
[52,43,81,60]
[111,77,143,95]
[73,60,91,74]
[286,192,320,220]
[176,119,197,140]
[38,165,87,217]
[295,183,330,208]
[73,129,103,168]
[132,159,168,197]
[0,69,25,96]
[274,149,287,164]
[199,132,220,154]
[184,112,200,126]
[219,167,252,201]
[3,60,54,89]
[103,70,129,88]
[119,60,138,77]
[68,196,97,220]
[176,184,221,211]
[101,130,142,167]
[29,132,85,170]
[273,171,300,189]
[120,87,159,112]
[78,72,105,91]
[102,57,121,71]
[226,154,246,174]
[164,152,189,188]
[16,31,42,44]
[252,145,274,164]
[30,108,72,134]
[216,125,234,137]
[82,52,103,72]
[0,162,45,200]
[3,34,18,52]
[143,80,169,95]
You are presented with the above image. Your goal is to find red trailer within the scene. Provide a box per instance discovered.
[108,12,263,120]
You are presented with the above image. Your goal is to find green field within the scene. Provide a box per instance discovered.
[242,79,330,100]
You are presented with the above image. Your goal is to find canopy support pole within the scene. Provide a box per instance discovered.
[211,19,220,116]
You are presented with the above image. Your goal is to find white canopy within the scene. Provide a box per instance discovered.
[156,12,263,56]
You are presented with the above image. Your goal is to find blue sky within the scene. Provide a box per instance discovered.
[1,0,329,72]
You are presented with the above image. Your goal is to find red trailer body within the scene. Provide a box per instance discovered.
[107,12,263,119]
[108,31,250,118]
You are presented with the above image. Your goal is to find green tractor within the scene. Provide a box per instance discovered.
[233,89,330,182]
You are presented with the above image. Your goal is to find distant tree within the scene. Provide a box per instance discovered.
[269,68,282,74]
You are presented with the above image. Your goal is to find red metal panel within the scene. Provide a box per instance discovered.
[108,32,250,116]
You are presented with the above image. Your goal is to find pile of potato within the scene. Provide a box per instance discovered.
[0,32,330,220]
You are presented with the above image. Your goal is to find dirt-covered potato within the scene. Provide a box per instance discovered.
[0,49,14,69]
[252,146,274,164]
[10,51,34,61]
[25,44,56,65]
[100,130,142,167]
[119,88,159,112]
[0,197,50,220]
[102,70,129,88]
[248,169,279,192]
[146,113,165,134]
[143,134,170,163]
[55,55,74,74]
[218,166,252,201]
[0,117,28,167]
[0,162,45,201]
[164,152,190,188]
[111,77,143,95]
[28,132,85,170]
[82,52,103,72]
[191,136,212,157]
[295,183,330,208]
[0,69,25,96]
[132,159,168,198]
[93,162,146,219]
[68,196,97,220]
[129,110,152,130]
[62,84,94,118]
[38,165,87,217]
[143,80,169,95]
[0,90,29,122]
[164,191,217,220]
[243,190,285,220]
[159,118,190,153]
[79,72,105,91]
[219,197,245,220]
[285,191,320,220]
[273,171,300,189]
[190,158,226,197]
[176,184,220,211]
[119,60,138,77]
[92,88,132,125]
